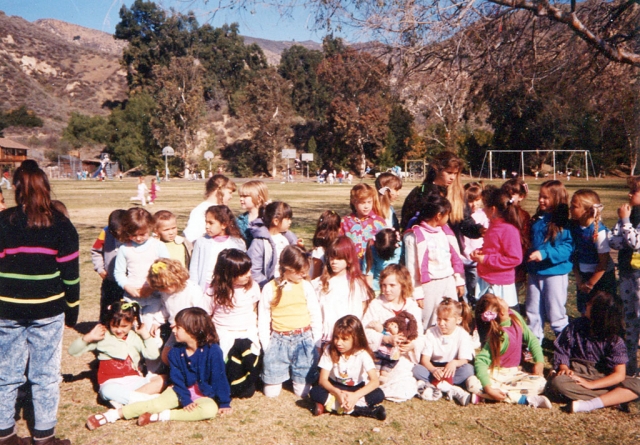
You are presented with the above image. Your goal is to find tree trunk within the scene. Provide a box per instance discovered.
[271,145,278,178]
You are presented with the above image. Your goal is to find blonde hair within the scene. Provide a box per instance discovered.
[238,180,269,208]
[571,189,603,242]
[349,183,382,217]
[147,258,189,293]
[374,172,402,220]
[436,297,472,333]
[205,174,236,202]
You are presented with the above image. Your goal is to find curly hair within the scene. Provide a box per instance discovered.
[147,258,189,293]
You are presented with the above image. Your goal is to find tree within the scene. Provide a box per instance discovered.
[317,48,391,176]
[278,45,329,121]
[62,113,110,148]
[386,104,414,163]
[106,92,159,172]
[235,68,296,177]
[151,56,206,175]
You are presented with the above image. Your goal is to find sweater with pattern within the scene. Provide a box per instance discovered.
[0,207,80,325]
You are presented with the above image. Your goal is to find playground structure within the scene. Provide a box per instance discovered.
[478,150,597,180]
[51,154,121,179]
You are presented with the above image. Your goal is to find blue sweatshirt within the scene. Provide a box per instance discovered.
[527,212,573,276]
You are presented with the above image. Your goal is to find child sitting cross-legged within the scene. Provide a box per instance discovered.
[412,298,476,405]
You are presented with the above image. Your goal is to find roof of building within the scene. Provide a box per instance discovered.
[0,138,29,150]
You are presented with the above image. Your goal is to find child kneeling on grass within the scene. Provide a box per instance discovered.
[549,291,640,413]
[310,315,386,420]
[86,307,231,429]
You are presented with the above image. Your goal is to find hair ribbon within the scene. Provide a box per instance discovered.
[121,301,140,311]
[151,262,167,274]
[378,186,390,195]
[481,310,497,322]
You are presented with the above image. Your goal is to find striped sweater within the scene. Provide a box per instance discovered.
[0,207,80,325]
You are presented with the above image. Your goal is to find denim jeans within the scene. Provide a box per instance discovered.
[0,314,64,431]
[261,330,318,385]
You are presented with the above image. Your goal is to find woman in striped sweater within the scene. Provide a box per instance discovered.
[0,160,79,445]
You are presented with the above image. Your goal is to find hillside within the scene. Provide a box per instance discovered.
[34,18,127,56]
[0,11,128,135]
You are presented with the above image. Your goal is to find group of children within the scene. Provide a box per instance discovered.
[74,166,640,432]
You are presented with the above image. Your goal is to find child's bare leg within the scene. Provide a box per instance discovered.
[136,375,166,394]
[594,387,638,408]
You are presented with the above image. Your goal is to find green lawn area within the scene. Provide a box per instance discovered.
[9,175,640,445]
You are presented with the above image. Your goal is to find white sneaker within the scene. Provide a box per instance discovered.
[527,395,552,409]
[448,386,472,406]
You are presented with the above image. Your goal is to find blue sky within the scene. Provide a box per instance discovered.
[0,0,340,42]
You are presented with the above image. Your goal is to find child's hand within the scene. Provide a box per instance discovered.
[98,270,107,280]
[479,227,488,237]
[218,407,233,416]
[138,283,153,298]
[570,375,595,389]
[456,285,465,298]
[392,333,407,347]
[149,324,161,338]
[124,285,141,298]
[442,362,457,379]
[416,299,424,309]
[341,392,360,412]
[398,339,414,354]
[431,367,445,381]
[135,322,151,340]
[619,203,632,219]
[556,365,573,377]
[469,249,484,263]
[83,324,107,343]
[528,251,543,262]
[483,386,506,401]
[183,402,198,412]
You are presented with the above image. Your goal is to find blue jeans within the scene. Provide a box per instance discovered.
[261,330,318,385]
[412,363,475,386]
[0,314,64,431]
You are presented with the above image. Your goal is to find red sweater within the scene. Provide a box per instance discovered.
[477,218,522,285]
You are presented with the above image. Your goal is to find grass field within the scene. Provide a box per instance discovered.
[8,175,640,445]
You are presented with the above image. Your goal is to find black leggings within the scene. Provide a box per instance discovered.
[310,380,385,407]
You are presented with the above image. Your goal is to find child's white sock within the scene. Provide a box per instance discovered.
[263,383,282,398]
[158,409,171,421]
[292,382,311,398]
[104,409,120,423]
[572,397,604,413]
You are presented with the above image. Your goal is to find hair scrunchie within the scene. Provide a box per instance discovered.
[481,310,497,322]
[378,186,390,195]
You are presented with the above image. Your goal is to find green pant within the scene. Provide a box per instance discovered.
[122,387,218,421]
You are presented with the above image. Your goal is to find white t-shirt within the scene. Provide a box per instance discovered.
[313,275,369,342]
[421,325,474,363]
[272,233,290,278]
[318,348,375,386]
[208,281,261,331]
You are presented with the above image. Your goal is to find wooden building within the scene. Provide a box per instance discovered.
[0,138,28,168]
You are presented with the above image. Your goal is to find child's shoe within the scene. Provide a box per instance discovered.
[312,402,326,416]
[86,414,109,430]
[137,413,159,426]
[351,405,386,421]
[0,428,29,445]
[527,395,552,409]
[32,436,70,445]
[447,386,472,406]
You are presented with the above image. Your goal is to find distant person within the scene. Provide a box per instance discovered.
[130,177,149,207]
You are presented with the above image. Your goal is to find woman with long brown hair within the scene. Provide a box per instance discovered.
[0,160,79,445]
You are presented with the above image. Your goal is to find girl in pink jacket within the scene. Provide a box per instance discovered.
[470,189,524,311]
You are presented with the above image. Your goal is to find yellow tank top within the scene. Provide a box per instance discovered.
[270,280,311,332]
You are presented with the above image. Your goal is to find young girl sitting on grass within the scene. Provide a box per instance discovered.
[68,301,163,408]
[310,315,386,420]
[413,298,475,405]
[549,291,640,413]
[472,294,551,408]
[86,307,231,429]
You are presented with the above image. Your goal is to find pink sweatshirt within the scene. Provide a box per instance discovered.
[412,222,464,283]
[477,218,523,285]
